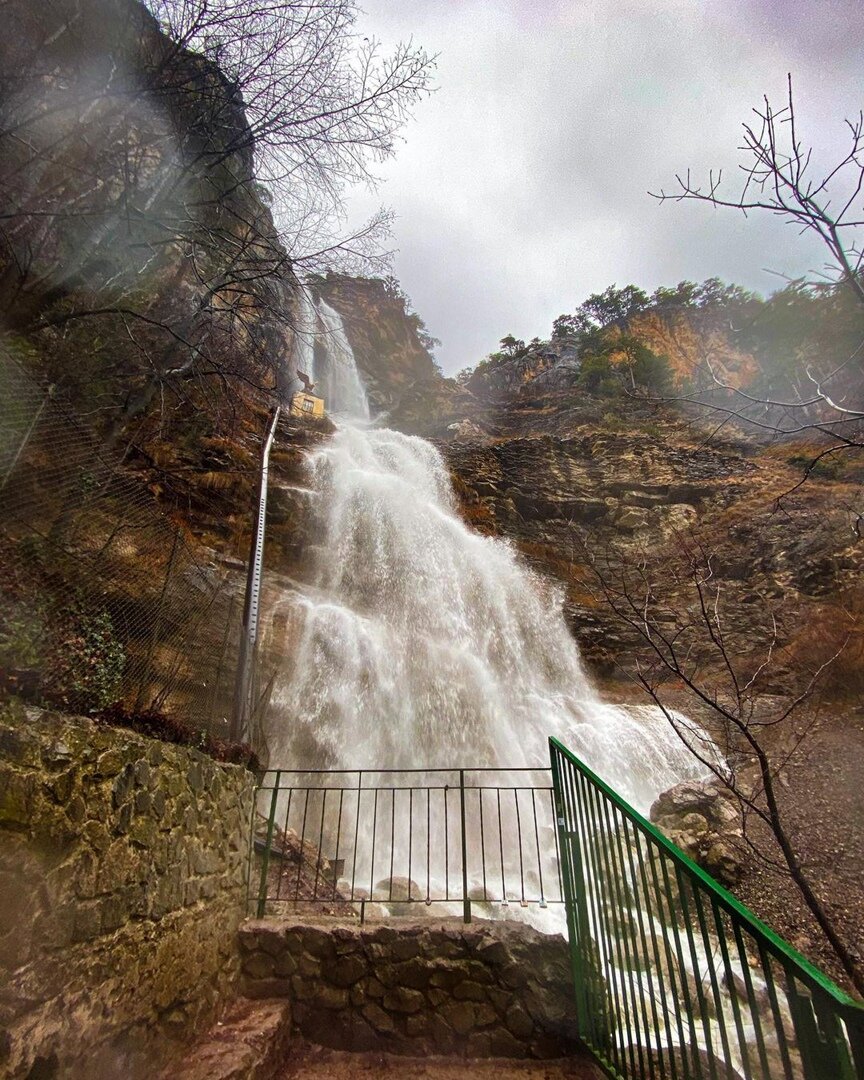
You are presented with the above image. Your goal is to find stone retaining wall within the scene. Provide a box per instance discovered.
[0,703,258,1078]
[240,916,582,1058]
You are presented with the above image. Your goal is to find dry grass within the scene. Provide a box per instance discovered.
[786,589,864,702]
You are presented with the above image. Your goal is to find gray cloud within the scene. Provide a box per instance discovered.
[343,0,864,373]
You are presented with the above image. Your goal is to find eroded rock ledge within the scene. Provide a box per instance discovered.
[239,916,583,1059]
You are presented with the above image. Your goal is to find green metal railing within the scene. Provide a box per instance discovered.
[251,767,563,921]
[550,736,864,1080]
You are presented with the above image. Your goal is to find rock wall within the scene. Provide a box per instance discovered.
[444,428,755,670]
[239,916,583,1059]
[0,703,257,1079]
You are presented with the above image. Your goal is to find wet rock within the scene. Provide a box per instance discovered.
[650,780,743,886]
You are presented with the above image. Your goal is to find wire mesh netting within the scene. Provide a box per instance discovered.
[0,352,248,741]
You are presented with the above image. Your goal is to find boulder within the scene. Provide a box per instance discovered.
[650,780,743,886]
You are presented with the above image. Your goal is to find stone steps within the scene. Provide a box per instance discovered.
[158,999,293,1080]
[165,1015,601,1080]
[276,1043,603,1078]
[163,918,605,1080]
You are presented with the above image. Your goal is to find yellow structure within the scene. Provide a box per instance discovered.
[289,391,325,419]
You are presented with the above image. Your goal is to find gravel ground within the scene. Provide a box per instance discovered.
[278,1044,602,1079]
[733,708,864,994]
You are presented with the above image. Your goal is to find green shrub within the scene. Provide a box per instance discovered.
[44,607,126,714]
[578,353,617,395]
[787,453,841,479]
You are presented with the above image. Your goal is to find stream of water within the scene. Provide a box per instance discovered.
[270,289,705,813]
[262,293,794,1076]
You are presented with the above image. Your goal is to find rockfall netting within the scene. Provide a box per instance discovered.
[0,351,249,743]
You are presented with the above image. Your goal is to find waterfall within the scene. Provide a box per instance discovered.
[271,294,707,814]
[290,287,370,420]
[314,298,370,421]
[268,298,755,1070]
[291,287,317,382]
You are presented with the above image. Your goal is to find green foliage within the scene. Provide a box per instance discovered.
[44,606,126,714]
[0,602,45,671]
[581,284,650,328]
[787,453,842,480]
[552,311,592,341]
[553,285,649,343]
[499,335,527,356]
[578,354,617,395]
[626,339,673,392]
[736,279,864,401]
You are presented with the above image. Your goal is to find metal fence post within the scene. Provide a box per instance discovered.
[549,742,592,1041]
[256,774,280,918]
[232,405,280,744]
[460,768,471,923]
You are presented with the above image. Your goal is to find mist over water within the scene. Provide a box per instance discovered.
[270,296,706,813]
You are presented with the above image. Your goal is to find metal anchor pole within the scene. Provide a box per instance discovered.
[231,404,281,744]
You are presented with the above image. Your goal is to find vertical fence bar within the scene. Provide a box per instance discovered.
[408,787,414,898]
[479,787,488,900]
[351,771,362,901]
[333,789,345,900]
[496,788,507,904]
[444,785,450,902]
[551,744,593,1046]
[460,768,471,923]
[256,773,280,918]
[575,764,633,1076]
[313,788,327,900]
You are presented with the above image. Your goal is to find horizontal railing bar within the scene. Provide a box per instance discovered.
[257,766,553,775]
[549,736,864,1014]
[263,897,566,904]
[255,784,555,794]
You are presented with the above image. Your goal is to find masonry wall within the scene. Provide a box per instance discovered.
[0,703,257,1079]
[240,916,583,1059]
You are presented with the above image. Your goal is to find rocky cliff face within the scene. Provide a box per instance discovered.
[275,282,862,692]
[443,393,862,683]
[316,275,477,434]
[1,0,299,437]
[624,309,758,388]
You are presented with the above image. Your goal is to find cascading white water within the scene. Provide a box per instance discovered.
[269,298,768,1072]
[271,294,706,814]
[314,298,370,421]
[290,287,370,420]
[291,287,317,381]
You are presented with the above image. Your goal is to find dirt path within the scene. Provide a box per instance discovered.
[278,1044,602,1079]
[734,708,864,993]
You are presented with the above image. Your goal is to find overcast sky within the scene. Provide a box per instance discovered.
[342,0,864,374]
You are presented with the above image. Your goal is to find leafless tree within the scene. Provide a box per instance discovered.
[576,530,864,995]
[649,76,864,518]
[652,74,864,307]
[0,0,433,437]
[146,0,435,269]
